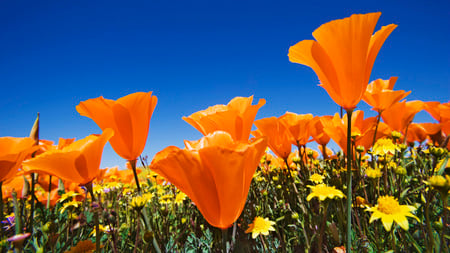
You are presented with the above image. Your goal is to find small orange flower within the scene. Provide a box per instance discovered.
[381,100,424,134]
[183,96,265,142]
[22,129,114,186]
[363,77,411,112]
[253,117,292,160]
[310,116,332,146]
[150,131,267,229]
[279,112,313,147]
[289,12,397,110]
[0,137,37,183]
[76,92,157,161]
[425,102,450,122]
[322,111,377,154]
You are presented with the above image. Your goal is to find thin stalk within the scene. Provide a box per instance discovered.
[0,181,3,238]
[346,109,354,253]
[129,159,141,193]
[12,190,22,234]
[372,111,381,148]
[129,159,161,253]
[47,175,52,209]
[86,182,100,253]
[318,201,329,253]
[440,194,448,253]
[391,229,396,252]
[29,173,36,234]
[259,234,268,253]
[222,228,228,253]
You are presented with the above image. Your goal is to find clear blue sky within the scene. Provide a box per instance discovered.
[1,0,449,168]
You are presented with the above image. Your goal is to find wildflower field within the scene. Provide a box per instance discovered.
[1,12,449,253]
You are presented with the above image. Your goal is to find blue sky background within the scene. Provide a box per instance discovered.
[1,0,449,169]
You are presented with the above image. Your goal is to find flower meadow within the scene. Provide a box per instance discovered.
[1,12,449,253]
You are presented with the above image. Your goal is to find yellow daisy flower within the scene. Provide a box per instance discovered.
[425,175,450,194]
[174,192,186,205]
[366,196,419,231]
[130,195,148,210]
[372,138,399,156]
[309,173,324,184]
[59,200,82,214]
[58,191,81,203]
[245,216,276,239]
[365,167,382,179]
[306,184,345,201]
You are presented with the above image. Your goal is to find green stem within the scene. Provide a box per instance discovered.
[318,201,329,253]
[372,111,381,148]
[29,173,36,234]
[86,182,100,253]
[0,181,3,238]
[47,175,52,209]
[12,190,22,234]
[222,228,229,253]
[129,159,162,253]
[346,109,354,253]
[129,159,141,193]
[391,229,396,252]
[440,194,448,253]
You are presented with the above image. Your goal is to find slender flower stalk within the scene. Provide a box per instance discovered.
[346,109,353,252]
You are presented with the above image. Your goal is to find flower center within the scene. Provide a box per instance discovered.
[377,196,400,214]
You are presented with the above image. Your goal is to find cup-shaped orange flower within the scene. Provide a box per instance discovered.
[310,116,332,146]
[150,131,267,229]
[279,112,313,147]
[363,77,411,112]
[253,117,292,160]
[76,92,157,161]
[322,111,377,154]
[183,96,265,142]
[425,102,450,122]
[22,129,114,186]
[0,137,37,183]
[381,100,424,134]
[288,12,397,110]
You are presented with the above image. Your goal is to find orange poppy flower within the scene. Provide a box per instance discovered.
[363,77,411,112]
[22,129,114,186]
[0,137,37,183]
[150,131,267,229]
[322,111,377,154]
[279,112,313,147]
[253,117,292,160]
[318,144,334,159]
[406,123,429,144]
[310,116,332,146]
[381,100,424,134]
[356,122,391,151]
[425,102,450,122]
[288,12,397,110]
[183,96,265,142]
[76,92,157,161]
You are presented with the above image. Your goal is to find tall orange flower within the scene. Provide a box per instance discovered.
[322,111,377,154]
[0,137,37,183]
[76,92,157,161]
[253,117,292,160]
[310,116,332,146]
[22,129,114,186]
[183,96,265,142]
[381,100,424,134]
[150,131,267,228]
[289,12,397,110]
[363,77,411,112]
[425,102,450,122]
[279,112,313,148]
